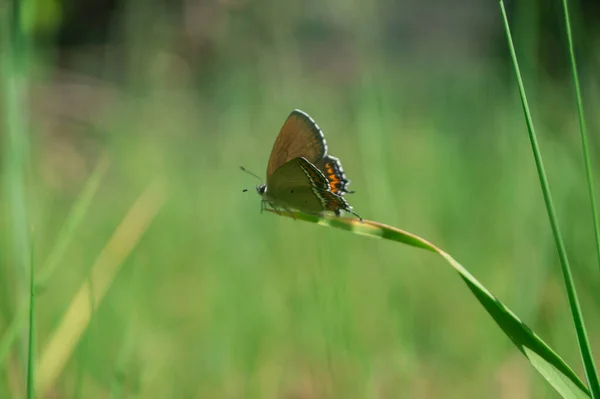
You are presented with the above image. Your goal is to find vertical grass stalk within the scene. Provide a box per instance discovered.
[0,156,108,369]
[26,235,35,399]
[560,0,600,278]
[1,0,32,384]
[498,1,600,396]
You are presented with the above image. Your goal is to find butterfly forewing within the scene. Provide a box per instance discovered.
[266,110,328,179]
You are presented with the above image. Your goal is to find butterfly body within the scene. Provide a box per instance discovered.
[256,110,361,220]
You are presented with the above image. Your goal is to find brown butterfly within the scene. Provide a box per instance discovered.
[245,109,361,221]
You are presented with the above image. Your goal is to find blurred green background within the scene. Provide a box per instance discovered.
[2,0,600,397]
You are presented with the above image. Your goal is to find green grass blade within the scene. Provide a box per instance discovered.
[1,0,32,384]
[26,232,35,399]
[268,210,590,399]
[561,0,600,277]
[498,2,600,396]
[0,156,109,369]
[35,180,167,397]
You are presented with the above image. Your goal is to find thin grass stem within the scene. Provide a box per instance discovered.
[1,0,32,386]
[498,1,600,396]
[561,0,600,279]
[26,232,35,399]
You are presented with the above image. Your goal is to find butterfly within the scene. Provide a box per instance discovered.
[247,109,361,221]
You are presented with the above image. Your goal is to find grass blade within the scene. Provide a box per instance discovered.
[26,233,35,399]
[35,179,167,397]
[0,156,109,369]
[498,1,600,396]
[560,1,600,276]
[268,210,590,399]
[1,0,32,387]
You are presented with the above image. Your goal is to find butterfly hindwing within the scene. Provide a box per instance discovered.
[267,157,355,215]
[314,155,353,195]
[266,110,328,179]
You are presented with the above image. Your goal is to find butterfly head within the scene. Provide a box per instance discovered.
[241,166,267,197]
[257,183,267,196]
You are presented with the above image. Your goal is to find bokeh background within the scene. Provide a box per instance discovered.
[2,0,600,397]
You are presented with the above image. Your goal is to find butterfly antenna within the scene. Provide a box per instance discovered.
[240,166,262,181]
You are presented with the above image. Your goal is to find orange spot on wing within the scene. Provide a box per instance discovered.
[324,163,341,192]
[329,179,339,192]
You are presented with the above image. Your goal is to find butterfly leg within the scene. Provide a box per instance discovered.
[349,209,364,223]
[336,208,363,223]
[261,200,279,215]
[263,201,284,216]
[268,202,283,216]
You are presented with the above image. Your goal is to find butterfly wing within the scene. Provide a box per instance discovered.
[314,155,353,195]
[267,157,355,215]
[266,110,328,179]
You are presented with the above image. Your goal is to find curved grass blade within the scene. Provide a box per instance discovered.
[266,210,591,399]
